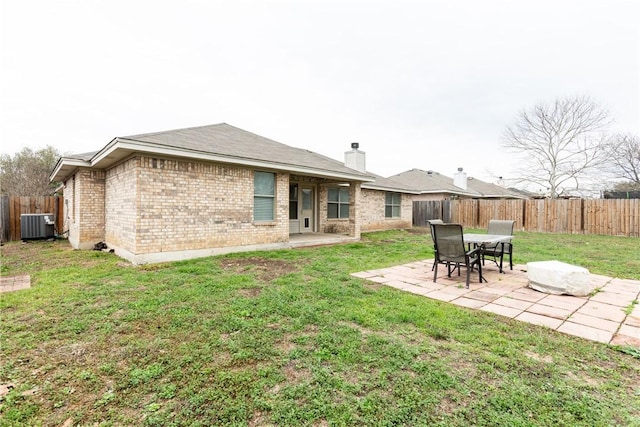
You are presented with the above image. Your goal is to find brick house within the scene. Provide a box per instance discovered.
[50,123,416,264]
[390,168,527,200]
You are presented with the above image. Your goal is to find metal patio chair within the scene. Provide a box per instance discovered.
[432,223,482,288]
[482,220,515,272]
[427,219,444,271]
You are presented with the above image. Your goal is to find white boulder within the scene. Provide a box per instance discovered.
[527,260,593,297]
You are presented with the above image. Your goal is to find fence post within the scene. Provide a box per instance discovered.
[0,195,9,242]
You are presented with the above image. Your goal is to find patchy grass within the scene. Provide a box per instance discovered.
[509,231,640,280]
[1,230,639,426]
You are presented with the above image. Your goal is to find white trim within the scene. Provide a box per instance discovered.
[361,183,420,194]
[49,158,91,182]
[89,138,374,182]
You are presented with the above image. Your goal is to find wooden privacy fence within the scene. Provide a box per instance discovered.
[0,195,64,242]
[414,199,640,237]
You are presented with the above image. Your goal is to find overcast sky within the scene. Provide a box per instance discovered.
[1,0,638,184]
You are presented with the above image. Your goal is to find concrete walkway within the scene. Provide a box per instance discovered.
[0,274,31,293]
[352,260,640,348]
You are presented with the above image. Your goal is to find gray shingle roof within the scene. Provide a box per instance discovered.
[466,177,525,198]
[119,123,370,178]
[52,123,374,182]
[390,169,479,196]
[389,168,525,198]
[361,172,421,193]
[68,151,99,161]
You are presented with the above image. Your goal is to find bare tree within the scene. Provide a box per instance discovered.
[603,133,640,190]
[0,146,62,196]
[502,96,611,198]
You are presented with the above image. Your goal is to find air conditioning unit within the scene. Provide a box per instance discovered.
[21,213,55,240]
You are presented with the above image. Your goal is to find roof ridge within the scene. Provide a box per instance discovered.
[123,122,230,139]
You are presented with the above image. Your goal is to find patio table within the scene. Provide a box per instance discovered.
[463,233,513,276]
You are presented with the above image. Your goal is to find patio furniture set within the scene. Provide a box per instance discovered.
[428,219,515,288]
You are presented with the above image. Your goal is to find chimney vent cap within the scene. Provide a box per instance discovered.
[457,167,463,172]
[351,142,359,149]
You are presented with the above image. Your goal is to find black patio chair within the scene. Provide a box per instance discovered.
[427,219,444,271]
[482,220,515,272]
[432,223,482,288]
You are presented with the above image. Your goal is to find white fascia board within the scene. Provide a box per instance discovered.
[50,157,92,182]
[93,139,375,182]
[89,137,120,164]
[362,184,421,194]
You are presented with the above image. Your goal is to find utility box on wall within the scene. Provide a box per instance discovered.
[20,213,55,240]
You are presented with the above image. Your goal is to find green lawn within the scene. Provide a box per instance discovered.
[1,229,639,426]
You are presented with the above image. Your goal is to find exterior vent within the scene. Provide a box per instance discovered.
[20,214,55,240]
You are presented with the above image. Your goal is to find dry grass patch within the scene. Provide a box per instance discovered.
[220,257,299,283]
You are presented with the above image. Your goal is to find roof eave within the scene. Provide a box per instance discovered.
[481,194,529,199]
[361,183,421,194]
[90,138,374,182]
[420,189,480,197]
[50,157,93,182]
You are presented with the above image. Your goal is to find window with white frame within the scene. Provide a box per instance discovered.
[254,171,275,221]
[385,192,401,218]
[289,184,298,220]
[327,187,350,219]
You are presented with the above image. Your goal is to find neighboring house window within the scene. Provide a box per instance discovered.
[328,187,350,219]
[254,171,275,221]
[385,192,401,218]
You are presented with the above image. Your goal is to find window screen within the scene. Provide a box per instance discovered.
[254,171,275,221]
[385,192,401,218]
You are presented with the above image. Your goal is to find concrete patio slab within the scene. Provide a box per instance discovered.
[352,261,640,348]
[452,297,489,309]
[515,312,564,329]
[576,301,628,323]
[526,303,574,320]
[557,321,614,344]
[492,296,535,311]
[481,303,522,318]
[0,275,31,293]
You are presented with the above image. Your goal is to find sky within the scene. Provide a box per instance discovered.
[1,0,639,185]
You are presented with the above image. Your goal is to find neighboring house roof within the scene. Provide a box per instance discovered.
[51,123,374,183]
[361,172,421,194]
[603,190,640,199]
[389,168,526,199]
[390,169,479,197]
[466,177,527,199]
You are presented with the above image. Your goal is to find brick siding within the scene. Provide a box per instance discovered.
[64,168,106,249]
[105,158,138,250]
[318,182,362,237]
[104,156,289,255]
[65,155,407,261]
[359,188,412,231]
